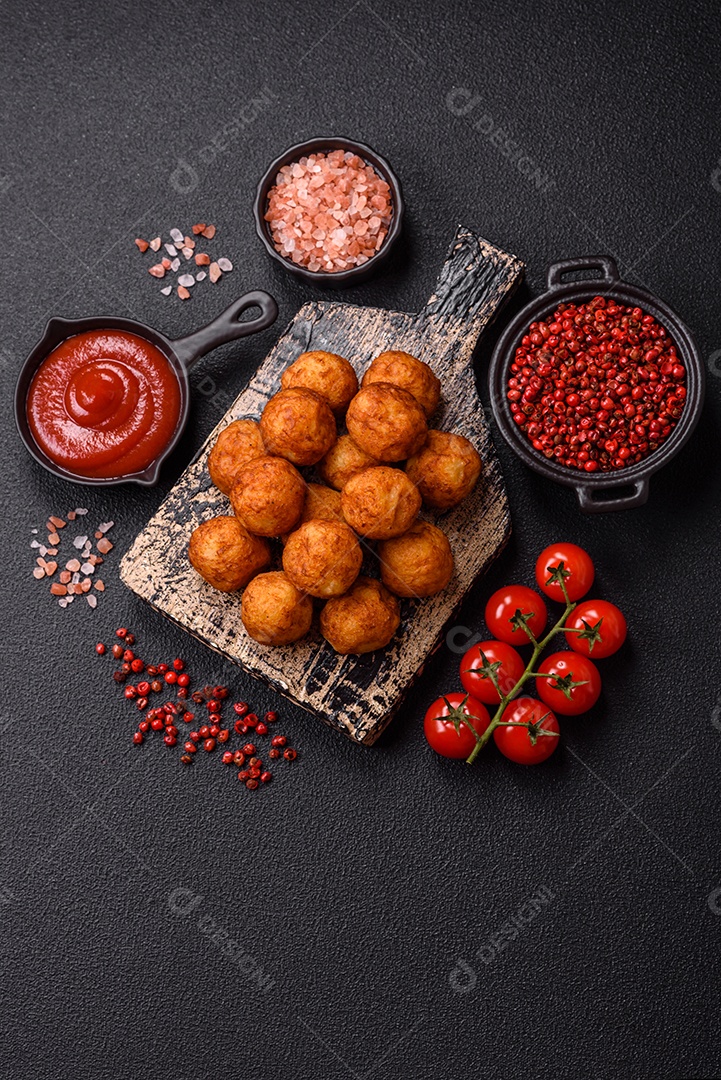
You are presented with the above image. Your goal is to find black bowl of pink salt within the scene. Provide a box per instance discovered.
[488,257,704,513]
[254,137,403,287]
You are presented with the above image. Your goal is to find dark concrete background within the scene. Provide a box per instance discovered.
[2,1,720,1077]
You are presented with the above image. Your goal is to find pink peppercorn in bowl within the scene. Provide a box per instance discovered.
[253,137,403,287]
[488,257,704,513]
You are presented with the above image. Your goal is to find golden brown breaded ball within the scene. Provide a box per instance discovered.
[341,466,421,539]
[280,351,358,414]
[283,520,362,598]
[320,576,401,655]
[230,455,306,537]
[405,430,482,511]
[281,483,346,543]
[207,419,266,495]
[188,516,271,593]
[317,434,380,491]
[241,571,313,646]
[346,383,427,462]
[378,521,454,598]
[362,351,441,418]
[259,387,336,466]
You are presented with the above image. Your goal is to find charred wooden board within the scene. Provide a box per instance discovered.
[120,226,525,744]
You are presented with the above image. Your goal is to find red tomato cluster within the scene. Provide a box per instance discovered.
[424,542,627,765]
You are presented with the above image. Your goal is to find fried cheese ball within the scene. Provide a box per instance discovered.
[346,383,427,462]
[361,350,441,418]
[230,455,306,537]
[188,516,271,593]
[317,434,380,491]
[378,521,454,598]
[280,351,358,414]
[341,466,421,539]
[241,571,313,646]
[320,576,401,655]
[281,483,346,543]
[207,419,266,495]
[259,387,336,466]
[405,430,482,511]
[283,520,362,598]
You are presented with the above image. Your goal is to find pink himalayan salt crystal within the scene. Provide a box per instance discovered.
[265,149,393,272]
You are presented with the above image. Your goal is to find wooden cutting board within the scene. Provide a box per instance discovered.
[120,226,525,744]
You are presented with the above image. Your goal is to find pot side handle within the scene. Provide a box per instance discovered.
[576,477,649,513]
[171,291,278,371]
[547,256,619,290]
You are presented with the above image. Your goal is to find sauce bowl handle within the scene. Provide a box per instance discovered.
[171,291,278,370]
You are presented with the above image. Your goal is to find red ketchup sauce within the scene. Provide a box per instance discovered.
[27,330,182,479]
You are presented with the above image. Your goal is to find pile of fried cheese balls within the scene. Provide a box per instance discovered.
[188,349,482,655]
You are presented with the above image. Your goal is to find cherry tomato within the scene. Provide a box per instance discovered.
[535,543,594,602]
[536,651,601,715]
[493,698,560,764]
[460,640,525,704]
[565,599,627,658]
[424,692,491,759]
[485,585,548,646]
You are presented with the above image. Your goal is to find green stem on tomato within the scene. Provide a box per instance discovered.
[465,576,575,765]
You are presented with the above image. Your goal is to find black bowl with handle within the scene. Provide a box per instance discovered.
[14,291,278,487]
[488,256,704,512]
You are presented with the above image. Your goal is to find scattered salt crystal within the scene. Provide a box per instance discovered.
[170,228,184,243]
[75,508,88,516]
[81,562,94,575]
[171,258,181,272]
[196,271,206,281]
[217,258,233,272]
[73,535,87,549]
[30,540,40,549]
[31,529,38,535]
[98,522,114,533]
[161,285,172,296]
[178,274,195,287]
[182,247,194,259]
[86,594,97,609]
[165,243,178,256]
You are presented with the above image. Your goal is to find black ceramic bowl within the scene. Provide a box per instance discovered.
[253,137,403,288]
[14,291,277,487]
[488,257,704,512]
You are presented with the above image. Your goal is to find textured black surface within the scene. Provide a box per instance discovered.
[2,2,720,1078]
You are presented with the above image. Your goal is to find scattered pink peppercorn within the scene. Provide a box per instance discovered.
[132,731,143,745]
[96,643,106,656]
[284,748,297,761]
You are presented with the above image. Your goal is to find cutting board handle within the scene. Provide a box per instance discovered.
[419,225,525,340]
